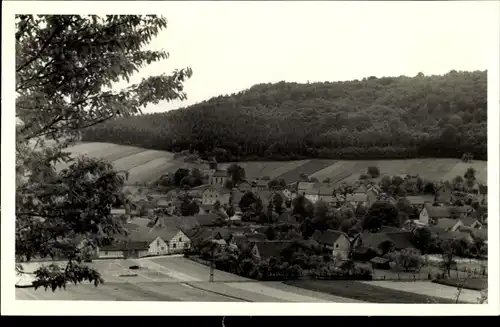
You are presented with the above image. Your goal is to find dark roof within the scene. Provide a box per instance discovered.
[359,232,394,249]
[253,241,294,259]
[204,185,231,195]
[124,223,182,243]
[424,204,452,218]
[213,227,232,240]
[459,217,480,227]
[428,226,447,234]
[470,228,488,241]
[246,233,267,242]
[318,186,335,196]
[478,184,487,195]
[276,212,297,224]
[405,196,433,205]
[370,257,390,264]
[212,170,228,177]
[195,214,220,226]
[386,232,415,250]
[439,231,473,242]
[435,218,460,230]
[317,230,348,246]
[100,241,149,252]
[311,230,323,242]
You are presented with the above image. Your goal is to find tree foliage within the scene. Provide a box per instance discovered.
[16,15,191,291]
[81,71,486,161]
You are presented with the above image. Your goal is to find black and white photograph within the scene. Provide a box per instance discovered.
[2,0,499,315]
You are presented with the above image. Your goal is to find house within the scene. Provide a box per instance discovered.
[318,186,335,203]
[405,196,434,211]
[251,241,294,260]
[97,241,150,259]
[111,208,128,216]
[370,256,391,270]
[354,231,415,254]
[345,193,368,207]
[419,204,451,225]
[438,231,475,244]
[434,218,464,232]
[297,182,320,195]
[435,184,453,204]
[202,186,231,205]
[198,204,213,215]
[276,212,298,224]
[195,214,223,227]
[210,170,229,187]
[469,228,488,244]
[254,190,272,208]
[238,181,253,193]
[366,185,382,207]
[123,223,191,255]
[282,188,297,201]
[252,179,269,192]
[304,187,320,203]
[157,199,173,208]
[313,229,351,260]
[459,217,482,229]
[478,184,487,204]
[187,184,211,198]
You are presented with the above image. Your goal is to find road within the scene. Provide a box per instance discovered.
[15,256,362,302]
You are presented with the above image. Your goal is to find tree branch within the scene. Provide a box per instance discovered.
[16,21,67,73]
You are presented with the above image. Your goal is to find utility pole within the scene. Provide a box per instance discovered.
[209,242,215,282]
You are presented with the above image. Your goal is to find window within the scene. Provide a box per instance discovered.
[104,251,108,255]
[160,247,165,251]
[335,244,339,248]
[179,237,182,242]
[157,240,160,247]
[172,243,177,249]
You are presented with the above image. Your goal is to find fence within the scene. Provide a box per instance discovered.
[372,269,486,281]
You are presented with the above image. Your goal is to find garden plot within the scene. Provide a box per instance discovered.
[360,280,482,303]
[111,150,175,171]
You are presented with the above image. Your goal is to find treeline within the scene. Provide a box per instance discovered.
[82,70,487,161]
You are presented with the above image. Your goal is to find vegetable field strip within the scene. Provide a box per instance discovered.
[360,281,482,303]
[275,159,338,183]
[284,280,461,304]
[266,160,311,179]
[100,147,149,163]
[64,142,116,154]
[111,150,175,171]
[82,144,145,161]
[218,161,288,180]
[126,158,177,184]
[310,161,358,181]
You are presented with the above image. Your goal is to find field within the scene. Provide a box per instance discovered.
[55,142,488,185]
[432,278,488,291]
[15,256,360,302]
[283,280,473,304]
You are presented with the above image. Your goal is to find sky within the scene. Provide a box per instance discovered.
[112,1,497,113]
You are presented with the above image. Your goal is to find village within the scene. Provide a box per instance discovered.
[94,157,488,282]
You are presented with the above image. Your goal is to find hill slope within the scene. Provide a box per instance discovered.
[59,142,487,185]
[81,71,487,161]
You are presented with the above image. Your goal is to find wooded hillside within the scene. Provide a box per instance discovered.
[81,71,487,162]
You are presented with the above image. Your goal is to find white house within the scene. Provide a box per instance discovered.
[282,188,297,201]
[202,186,231,205]
[312,230,351,260]
[98,224,191,258]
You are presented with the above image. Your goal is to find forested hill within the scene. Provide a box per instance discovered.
[81,70,487,162]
